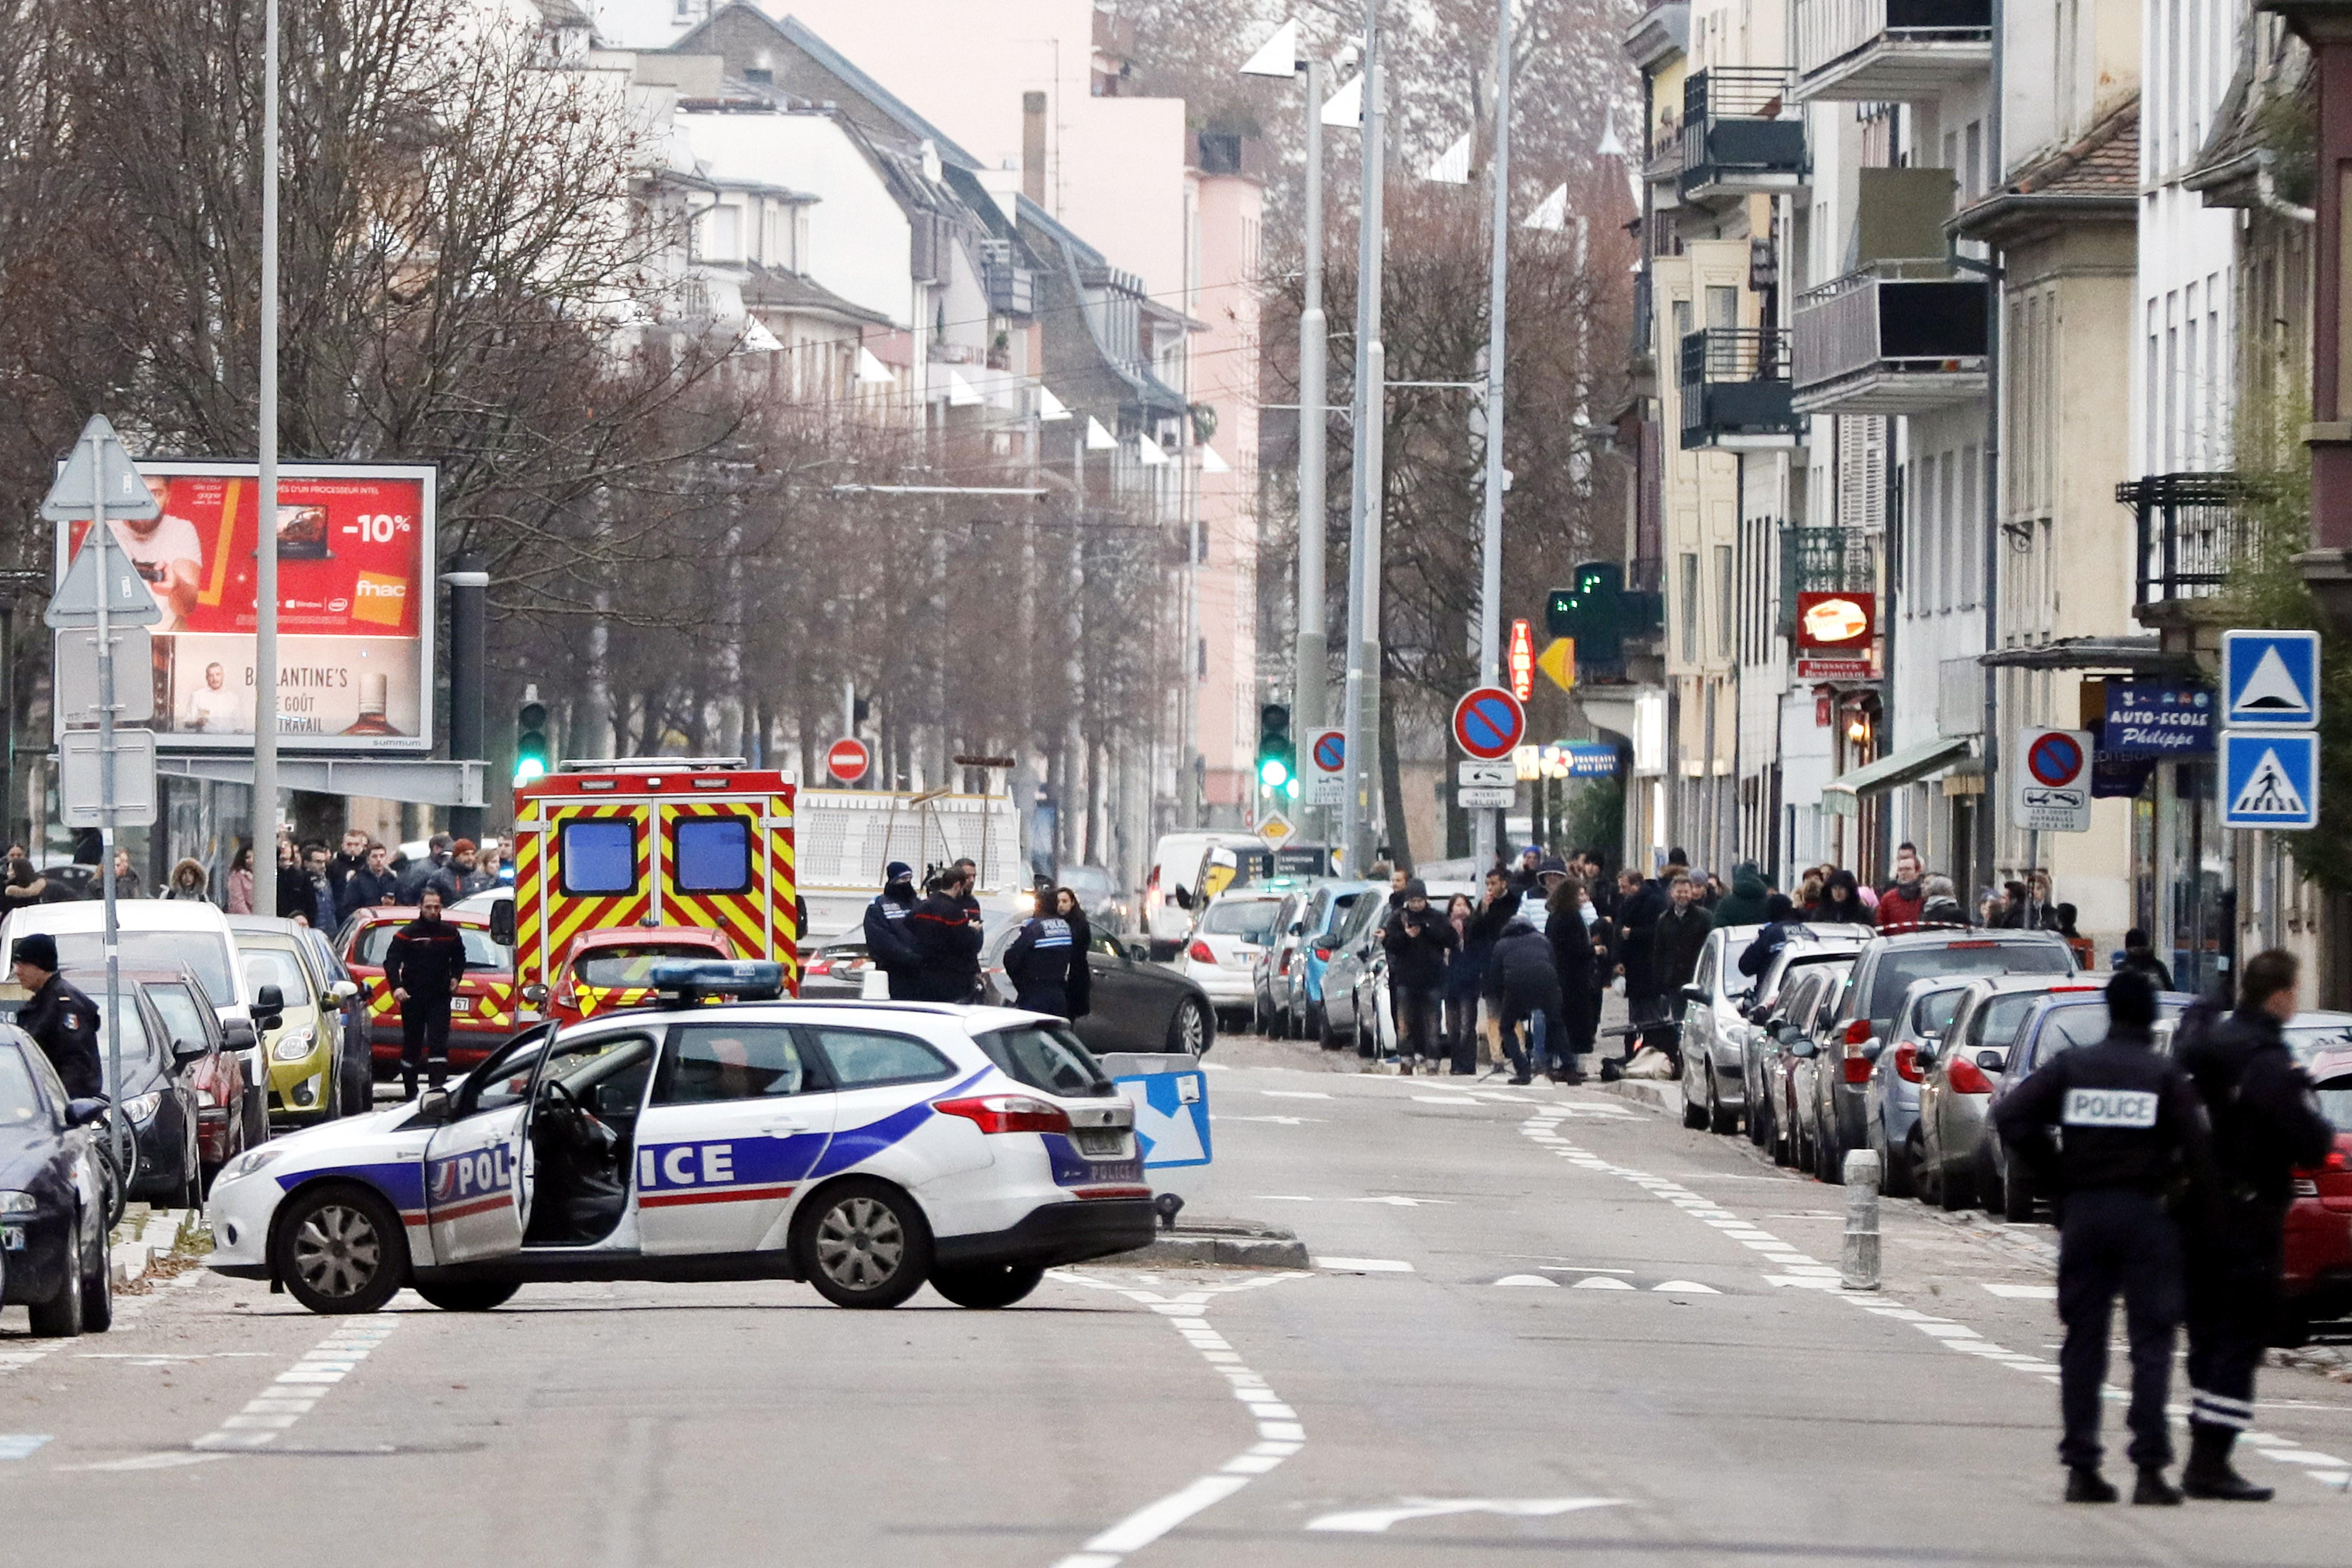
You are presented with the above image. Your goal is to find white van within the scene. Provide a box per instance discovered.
[1145,832,1268,958]
[2,900,269,1142]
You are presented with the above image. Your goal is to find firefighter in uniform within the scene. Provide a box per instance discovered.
[2176,948,2337,1500]
[12,933,101,1099]
[1994,970,2211,1505]
[383,887,472,1099]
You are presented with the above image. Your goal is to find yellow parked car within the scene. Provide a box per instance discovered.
[232,925,339,1124]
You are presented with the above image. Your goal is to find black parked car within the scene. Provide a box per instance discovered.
[73,967,214,1207]
[0,1029,116,1336]
[983,927,1215,1057]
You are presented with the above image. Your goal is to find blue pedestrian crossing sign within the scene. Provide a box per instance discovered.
[2221,730,2319,829]
[2221,629,2320,729]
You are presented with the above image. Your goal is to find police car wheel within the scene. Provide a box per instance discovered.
[793,1179,932,1309]
[413,1280,520,1312]
[274,1184,410,1315]
[929,1262,1045,1309]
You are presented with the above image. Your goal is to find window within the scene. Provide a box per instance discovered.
[144,984,212,1052]
[353,923,507,969]
[561,818,638,895]
[1705,285,1737,332]
[698,203,741,262]
[83,995,157,1089]
[462,1027,554,1118]
[674,817,751,894]
[1680,551,1700,661]
[1202,899,1281,940]
[803,1027,954,1088]
[1963,120,1982,198]
[1959,446,1980,606]
[0,1047,40,1124]
[576,945,721,989]
[241,946,313,1007]
[657,1024,814,1103]
[1715,544,1733,658]
[974,1026,1113,1098]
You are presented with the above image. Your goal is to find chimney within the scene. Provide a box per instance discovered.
[1022,91,1047,203]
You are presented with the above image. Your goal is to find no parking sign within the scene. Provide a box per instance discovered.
[2012,727,2092,833]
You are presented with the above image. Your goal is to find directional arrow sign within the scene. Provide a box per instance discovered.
[45,521,162,629]
[1535,637,1576,692]
[40,415,159,523]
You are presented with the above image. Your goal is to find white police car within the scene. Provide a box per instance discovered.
[205,963,1151,1313]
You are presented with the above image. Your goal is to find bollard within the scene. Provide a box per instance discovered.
[1841,1148,1882,1290]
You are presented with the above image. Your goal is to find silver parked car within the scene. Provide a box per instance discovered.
[1682,923,1868,1137]
[1741,937,1869,1151]
[1982,987,2193,1219]
[1754,960,1854,1169]
[1861,977,1973,1198]
[1915,974,2105,1210]
[1252,886,1319,1035]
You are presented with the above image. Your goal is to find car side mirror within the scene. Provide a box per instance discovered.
[1173,887,1194,910]
[1680,985,1708,1006]
[1860,1040,1885,1062]
[1121,938,1147,963]
[1914,1041,1938,1067]
[328,980,359,1004]
[521,983,550,1006]
[489,895,516,948]
[257,984,284,1011]
[65,1096,109,1127]
[1976,1049,2006,1073]
[1789,1038,1818,1058]
[412,1088,451,1125]
[222,1018,257,1050]
[171,1036,209,1065]
[1289,922,1305,936]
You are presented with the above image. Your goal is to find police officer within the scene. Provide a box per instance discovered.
[1002,890,1084,1019]
[382,887,472,1099]
[2175,948,2337,1500]
[861,861,921,997]
[1994,970,2209,1505]
[12,933,101,1099]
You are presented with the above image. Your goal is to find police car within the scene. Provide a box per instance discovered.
[204,962,1151,1313]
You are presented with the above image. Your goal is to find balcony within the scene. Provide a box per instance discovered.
[1678,69,1806,203]
[1679,328,1803,451]
[1790,260,1988,415]
[1793,0,1992,104]
[2117,472,2246,614]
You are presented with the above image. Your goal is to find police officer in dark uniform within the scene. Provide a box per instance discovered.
[2175,948,2337,1500]
[382,888,472,1099]
[1994,970,2211,1505]
[12,933,101,1099]
[861,861,920,997]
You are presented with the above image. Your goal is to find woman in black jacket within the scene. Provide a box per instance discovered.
[1545,873,1598,1084]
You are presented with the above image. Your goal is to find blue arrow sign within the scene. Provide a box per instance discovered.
[2222,729,2319,829]
[2221,630,2320,729]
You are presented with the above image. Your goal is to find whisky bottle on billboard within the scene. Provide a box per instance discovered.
[341,674,402,737]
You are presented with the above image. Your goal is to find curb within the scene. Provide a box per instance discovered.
[110,1208,190,1289]
[1113,1218,1310,1270]
[1592,1077,1678,1115]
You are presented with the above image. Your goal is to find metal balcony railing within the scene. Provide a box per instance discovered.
[1679,68,1806,199]
[1794,0,1992,98]
[2116,472,2245,606]
[1791,260,1988,413]
[1678,328,1801,449]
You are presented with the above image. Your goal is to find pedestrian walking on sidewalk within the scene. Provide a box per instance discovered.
[1994,970,2210,1505]
[2175,949,2337,1500]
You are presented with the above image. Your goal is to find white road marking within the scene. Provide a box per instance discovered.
[1350,1195,1453,1207]
[1412,1095,1483,1105]
[1572,1277,1635,1291]
[1045,1270,1311,1568]
[1493,1275,1560,1288]
[191,1318,400,1452]
[1224,1115,1323,1125]
[1534,1265,1635,1274]
[1305,1497,1626,1533]
[1314,1257,1414,1272]
[0,1434,52,1460]
[1251,1194,1319,1202]
[1259,1090,1333,1100]
[1980,1283,2058,1300]
[1652,1281,1719,1294]
[0,1350,49,1377]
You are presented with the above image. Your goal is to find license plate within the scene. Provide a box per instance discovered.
[1075,1129,1124,1157]
[1087,1158,1143,1183]
[450,998,472,1013]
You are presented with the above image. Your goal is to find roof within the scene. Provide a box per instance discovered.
[740,263,893,326]
[1948,99,2138,241]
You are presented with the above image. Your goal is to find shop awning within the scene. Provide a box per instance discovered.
[1976,636,2200,676]
[1820,735,1973,814]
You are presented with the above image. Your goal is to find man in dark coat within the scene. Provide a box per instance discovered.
[382,888,472,1098]
[1448,870,1521,1075]
[1653,872,1714,1000]
[1482,916,1561,1085]
[1713,864,1771,928]
[2174,949,2337,1499]
[12,933,101,1099]
[862,861,921,997]
[905,870,984,1002]
[1543,863,1596,1084]
[1380,879,1456,1072]
[338,842,402,919]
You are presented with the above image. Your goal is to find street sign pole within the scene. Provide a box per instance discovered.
[1470,0,1512,875]
[252,0,281,916]
[87,427,126,1179]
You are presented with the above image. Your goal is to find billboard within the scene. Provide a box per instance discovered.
[59,462,435,752]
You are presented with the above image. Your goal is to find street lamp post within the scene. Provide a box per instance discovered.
[1470,0,1513,873]
[1341,1,1385,873]
[252,0,281,912]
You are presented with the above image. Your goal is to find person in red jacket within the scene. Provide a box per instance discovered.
[1877,842,1928,929]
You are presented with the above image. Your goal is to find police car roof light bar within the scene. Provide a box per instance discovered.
[647,959,787,1006]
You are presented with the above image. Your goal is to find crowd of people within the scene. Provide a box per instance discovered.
[0,830,505,932]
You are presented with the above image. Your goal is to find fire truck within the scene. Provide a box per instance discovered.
[496,759,799,1019]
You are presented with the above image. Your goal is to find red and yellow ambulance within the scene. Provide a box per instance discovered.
[502,760,800,1019]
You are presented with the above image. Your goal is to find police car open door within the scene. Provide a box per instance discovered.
[422,1029,545,1264]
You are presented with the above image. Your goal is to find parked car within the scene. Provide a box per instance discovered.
[290,922,373,1118]
[799,936,877,1000]
[1861,978,1974,1199]
[540,927,738,1023]
[1752,961,1852,1169]
[1285,881,1378,1042]
[1252,887,1318,1035]
[1311,885,1391,1050]
[1054,864,1127,934]
[980,922,1215,1057]
[1742,942,1862,1152]
[1143,832,1266,958]
[1979,986,2194,1219]
[1679,923,1869,1136]
[2280,1043,2352,1341]
[1809,930,2077,1185]
[1914,974,2106,1209]
[232,916,368,1122]
[1179,887,1290,1032]
[64,968,209,1208]
[134,968,255,1187]
[0,1028,115,1336]
[336,907,519,1081]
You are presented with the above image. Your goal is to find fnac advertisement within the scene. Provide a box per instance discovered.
[60,462,435,751]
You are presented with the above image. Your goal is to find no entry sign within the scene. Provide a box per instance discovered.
[826,736,871,783]
[1452,687,1526,761]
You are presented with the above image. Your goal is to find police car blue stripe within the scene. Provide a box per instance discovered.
[805,1065,994,1179]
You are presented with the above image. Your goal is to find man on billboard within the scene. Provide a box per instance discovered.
[181,661,242,732]
[113,475,203,631]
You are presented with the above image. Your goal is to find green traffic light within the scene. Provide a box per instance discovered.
[1259,756,1291,789]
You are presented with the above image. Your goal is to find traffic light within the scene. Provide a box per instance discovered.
[514,685,550,785]
[1256,704,1293,792]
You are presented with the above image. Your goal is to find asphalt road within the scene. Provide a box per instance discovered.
[8,1028,2352,1566]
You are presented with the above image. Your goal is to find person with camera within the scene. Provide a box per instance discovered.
[1380,879,1455,1073]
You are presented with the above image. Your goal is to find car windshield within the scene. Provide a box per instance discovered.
[355,922,510,970]
[51,931,235,1007]
[144,985,212,1052]
[2286,1025,2352,1065]
[242,946,315,1006]
[974,1026,1114,1098]
[1202,900,1281,941]
[0,1046,42,1123]
[2029,998,2191,1064]
[1866,942,2071,1030]
[84,997,160,1089]
[575,946,715,987]
[2313,1075,2352,1133]
[1978,992,2051,1052]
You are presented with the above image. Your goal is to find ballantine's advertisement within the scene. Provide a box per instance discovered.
[61,462,436,751]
